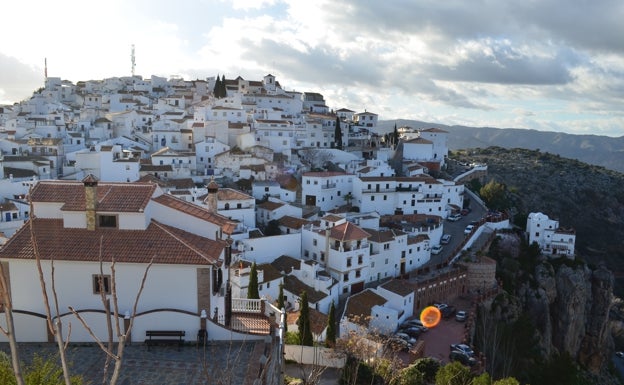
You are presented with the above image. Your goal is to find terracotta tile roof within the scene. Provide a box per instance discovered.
[288,308,328,335]
[271,255,300,274]
[257,201,285,211]
[0,218,225,265]
[344,289,386,326]
[364,228,398,243]
[302,171,349,177]
[380,279,415,297]
[278,216,313,230]
[408,234,429,244]
[321,214,344,223]
[283,275,328,304]
[328,222,370,242]
[217,188,253,201]
[0,202,17,211]
[421,127,448,133]
[30,180,156,213]
[405,137,433,144]
[151,194,237,234]
[140,164,173,171]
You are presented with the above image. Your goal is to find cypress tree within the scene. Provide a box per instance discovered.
[213,74,221,97]
[325,301,336,348]
[393,123,399,146]
[277,281,287,332]
[298,291,313,346]
[247,262,260,299]
[220,74,227,98]
[335,117,343,150]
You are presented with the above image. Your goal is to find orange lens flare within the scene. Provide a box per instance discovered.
[420,306,442,328]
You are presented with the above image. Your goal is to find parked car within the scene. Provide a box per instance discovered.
[455,310,467,322]
[434,303,448,310]
[464,224,475,235]
[431,244,443,255]
[447,213,462,222]
[617,351,624,358]
[397,326,422,338]
[403,319,428,332]
[450,351,477,366]
[450,343,474,356]
[441,305,456,319]
[394,332,417,345]
[386,338,411,352]
[441,234,452,244]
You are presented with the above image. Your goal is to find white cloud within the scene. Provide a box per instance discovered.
[1,0,624,136]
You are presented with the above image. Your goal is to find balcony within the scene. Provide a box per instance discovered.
[321,183,337,189]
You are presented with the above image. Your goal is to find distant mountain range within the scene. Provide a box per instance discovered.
[378,120,624,173]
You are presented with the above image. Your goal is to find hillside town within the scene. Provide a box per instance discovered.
[0,74,577,383]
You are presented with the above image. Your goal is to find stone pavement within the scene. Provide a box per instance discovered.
[0,340,260,385]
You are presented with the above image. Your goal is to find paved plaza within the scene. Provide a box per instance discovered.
[1,340,262,385]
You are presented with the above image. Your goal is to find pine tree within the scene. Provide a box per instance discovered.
[213,74,221,97]
[325,301,336,348]
[277,281,287,332]
[247,262,259,299]
[334,117,343,150]
[297,291,313,346]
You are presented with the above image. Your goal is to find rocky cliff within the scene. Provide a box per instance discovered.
[483,236,616,383]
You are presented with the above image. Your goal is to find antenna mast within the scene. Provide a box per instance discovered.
[131,44,136,77]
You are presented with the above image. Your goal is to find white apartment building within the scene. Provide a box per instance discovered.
[150,147,196,179]
[365,228,430,282]
[301,215,371,295]
[353,176,463,217]
[194,136,230,175]
[301,171,355,212]
[526,212,576,258]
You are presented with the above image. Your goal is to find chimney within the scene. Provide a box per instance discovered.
[206,176,219,213]
[83,174,98,230]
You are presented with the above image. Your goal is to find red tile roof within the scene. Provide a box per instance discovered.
[0,218,225,265]
[344,289,386,326]
[151,194,237,234]
[30,180,156,213]
[329,222,370,242]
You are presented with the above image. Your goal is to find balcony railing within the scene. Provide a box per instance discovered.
[321,183,337,189]
[232,298,262,313]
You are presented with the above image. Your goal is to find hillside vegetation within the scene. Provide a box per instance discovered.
[378,120,624,173]
[448,147,624,295]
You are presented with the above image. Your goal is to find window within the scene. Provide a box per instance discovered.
[98,215,117,228]
[93,274,111,294]
[347,258,352,267]
[313,239,317,246]
[320,252,325,261]
[343,273,349,282]
[371,196,375,201]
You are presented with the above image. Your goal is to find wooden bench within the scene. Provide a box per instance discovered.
[145,330,185,350]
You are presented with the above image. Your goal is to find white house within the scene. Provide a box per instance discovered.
[0,176,244,343]
[526,212,576,258]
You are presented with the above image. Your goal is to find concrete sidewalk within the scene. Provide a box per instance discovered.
[1,341,258,385]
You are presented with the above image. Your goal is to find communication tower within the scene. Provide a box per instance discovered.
[131,44,136,77]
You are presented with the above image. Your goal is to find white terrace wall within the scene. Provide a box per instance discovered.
[238,233,301,264]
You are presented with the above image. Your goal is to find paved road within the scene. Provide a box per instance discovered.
[426,197,487,267]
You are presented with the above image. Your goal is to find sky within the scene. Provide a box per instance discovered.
[1,0,624,137]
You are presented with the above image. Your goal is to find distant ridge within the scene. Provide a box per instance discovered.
[378,120,624,173]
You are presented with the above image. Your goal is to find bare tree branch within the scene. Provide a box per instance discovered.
[68,306,118,361]
[0,260,25,385]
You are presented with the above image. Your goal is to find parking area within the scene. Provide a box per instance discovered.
[397,297,473,365]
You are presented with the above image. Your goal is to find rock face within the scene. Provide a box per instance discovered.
[522,262,614,373]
